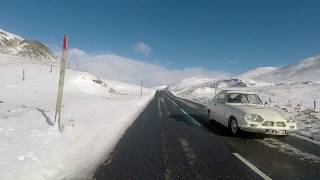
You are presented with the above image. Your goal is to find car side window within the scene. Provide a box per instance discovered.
[217,93,225,104]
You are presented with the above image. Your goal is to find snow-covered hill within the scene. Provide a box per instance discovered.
[237,67,278,80]
[169,77,269,101]
[0,28,59,63]
[169,77,214,91]
[169,55,320,103]
[254,55,320,82]
[168,77,255,102]
[0,53,155,180]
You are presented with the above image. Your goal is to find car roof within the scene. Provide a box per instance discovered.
[220,90,257,95]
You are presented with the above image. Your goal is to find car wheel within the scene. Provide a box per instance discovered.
[229,118,239,135]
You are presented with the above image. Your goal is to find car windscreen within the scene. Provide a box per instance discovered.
[227,93,262,105]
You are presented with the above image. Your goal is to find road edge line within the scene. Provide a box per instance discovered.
[180,108,202,127]
[166,91,207,108]
[233,153,272,180]
[169,98,178,106]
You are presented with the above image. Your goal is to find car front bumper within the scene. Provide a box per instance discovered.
[239,125,297,134]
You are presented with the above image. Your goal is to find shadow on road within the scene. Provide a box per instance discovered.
[170,114,204,129]
[188,113,266,139]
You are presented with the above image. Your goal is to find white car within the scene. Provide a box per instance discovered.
[208,90,297,136]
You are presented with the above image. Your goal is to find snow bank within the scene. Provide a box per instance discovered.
[0,53,155,180]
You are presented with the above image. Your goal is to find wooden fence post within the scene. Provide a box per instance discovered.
[22,69,25,81]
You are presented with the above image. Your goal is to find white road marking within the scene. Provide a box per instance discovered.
[160,123,173,180]
[175,98,199,109]
[290,133,320,147]
[256,138,320,164]
[161,99,171,116]
[168,98,178,106]
[180,109,202,127]
[179,138,197,165]
[166,91,205,108]
[165,91,172,97]
[233,153,272,180]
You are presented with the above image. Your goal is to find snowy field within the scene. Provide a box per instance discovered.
[169,78,320,142]
[0,53,155,180]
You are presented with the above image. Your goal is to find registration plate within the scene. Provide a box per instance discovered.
[265,129,287,135]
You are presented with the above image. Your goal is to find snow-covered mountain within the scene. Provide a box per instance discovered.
[168,77,253,102]
[237,67,278,80]
[0,28,59,63]
[253,55,320,82]
[169,54,320,107]
[169,77,251,92]
[169,77,214,91]
[169,54,320,96]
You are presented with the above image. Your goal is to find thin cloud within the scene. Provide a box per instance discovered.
[133,42,152,56]
[58,48,230,87]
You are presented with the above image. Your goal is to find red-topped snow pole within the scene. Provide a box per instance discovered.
[55,35,68,132]
[63,35,67,49]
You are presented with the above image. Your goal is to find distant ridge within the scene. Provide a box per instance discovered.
[0,28,59,63]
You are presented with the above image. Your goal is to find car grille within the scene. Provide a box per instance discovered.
[262,121,286,127]
[276,122,286,127]
[262,121,274,127]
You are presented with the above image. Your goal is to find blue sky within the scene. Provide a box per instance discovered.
[1,0,320,77]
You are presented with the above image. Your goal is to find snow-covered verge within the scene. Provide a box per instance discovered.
[0,53,155,180]
[169,78,320,142]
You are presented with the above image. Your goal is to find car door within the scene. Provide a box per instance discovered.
[212,93,227,126]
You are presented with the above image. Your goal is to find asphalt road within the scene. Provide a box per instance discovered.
[94,90,320,180]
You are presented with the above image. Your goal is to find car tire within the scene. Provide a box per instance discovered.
[229,117,239,135]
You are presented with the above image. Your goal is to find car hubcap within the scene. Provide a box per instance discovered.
[231,120,238,134]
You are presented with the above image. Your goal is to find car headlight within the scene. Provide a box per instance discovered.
[285,115,296,123]
[244,114,264,122]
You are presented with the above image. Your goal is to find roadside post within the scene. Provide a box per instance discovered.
[140,80,143,98]
[22,69,25,81]
[54,35,68,132]
[214,80,216,96]
[314,100,316,111]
